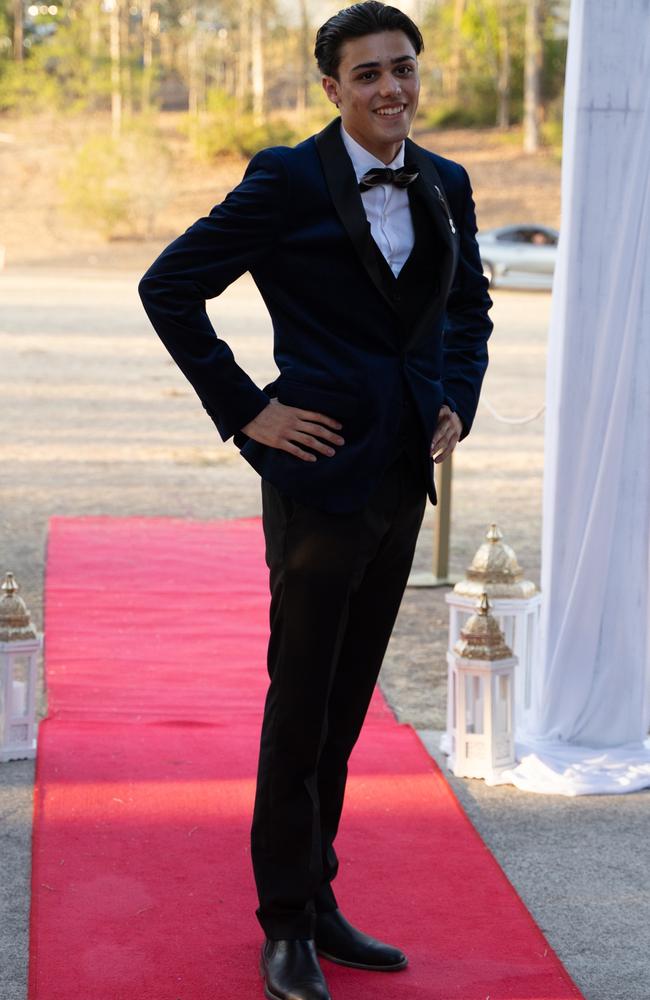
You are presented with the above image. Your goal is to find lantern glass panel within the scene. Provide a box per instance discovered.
[495,673,511,733]
[465,674,484,734]
[459,611,472,635]
[11,656,30,718]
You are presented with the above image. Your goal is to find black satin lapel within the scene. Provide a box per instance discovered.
[404,139,459,266]
[315,119,398,313]
[404,139,461,350]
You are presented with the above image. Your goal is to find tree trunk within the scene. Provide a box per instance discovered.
[497,21,510,128]
[109,0,122,138]
[86,0,100,110]
[237,0,250,107]
[13,0,23,61]
[524,0,542,151]
[251,0,264,123]
[447,0,464,102]
[120,0,132,117]
[187,4,199,117]
[141,0,153,111]
[296,0,310,114]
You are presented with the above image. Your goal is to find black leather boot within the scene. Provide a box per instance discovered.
[260,939,332,1000]
[314,909,408,971]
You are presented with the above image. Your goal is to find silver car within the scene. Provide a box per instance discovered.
[477,224,559,290]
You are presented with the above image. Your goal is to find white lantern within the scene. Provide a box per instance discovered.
[0,572,39,762]
[448,592,517,781]
[444,524,541,746]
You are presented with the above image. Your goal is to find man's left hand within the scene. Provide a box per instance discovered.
[430,405,462,463]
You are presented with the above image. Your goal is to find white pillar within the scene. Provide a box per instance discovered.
[505,0,650,794]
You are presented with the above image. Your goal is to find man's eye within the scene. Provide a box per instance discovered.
[360,72,376,81]
[396,65,413,75]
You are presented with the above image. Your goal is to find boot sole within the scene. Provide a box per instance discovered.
[260,958,330,1000]
[316,948,408,972]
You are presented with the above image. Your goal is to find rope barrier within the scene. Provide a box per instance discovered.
[480,396,546,425]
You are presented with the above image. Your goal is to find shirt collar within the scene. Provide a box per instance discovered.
[340,123,405,182]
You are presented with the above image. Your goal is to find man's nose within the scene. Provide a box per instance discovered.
[378,74,402,98]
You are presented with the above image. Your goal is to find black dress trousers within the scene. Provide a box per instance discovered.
[251,428,427,941]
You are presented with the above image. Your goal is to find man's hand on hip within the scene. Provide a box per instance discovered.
[430,405,462,464]
[241,398,345,463]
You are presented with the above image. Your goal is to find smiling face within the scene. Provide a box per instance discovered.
[322,30,420,164]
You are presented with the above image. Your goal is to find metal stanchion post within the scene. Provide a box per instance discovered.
[408,453,457,588]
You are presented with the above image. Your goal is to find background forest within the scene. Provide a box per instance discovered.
[0,0,569,248]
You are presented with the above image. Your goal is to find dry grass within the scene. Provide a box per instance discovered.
[0,112,561,268]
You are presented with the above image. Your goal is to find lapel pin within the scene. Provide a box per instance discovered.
[434,185,456,235]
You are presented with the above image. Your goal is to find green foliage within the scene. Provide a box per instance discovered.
[542,35,568,103]
[232,117,295,157]
[460,1,525,121]
[59,122,171,239]
[291,90,338,140]
[422,103,491,129]
[190,88,296,160]
[0,0,10,40]
[0,14,111,114]
[420,0,564,130]
[541,95,563,155]
[0,0,569,152]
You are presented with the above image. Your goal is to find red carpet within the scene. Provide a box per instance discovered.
[29,516,584,1000]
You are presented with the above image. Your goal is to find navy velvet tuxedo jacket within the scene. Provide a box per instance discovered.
[139,117,492,513]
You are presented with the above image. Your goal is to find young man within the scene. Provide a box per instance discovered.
[139,4,492,998]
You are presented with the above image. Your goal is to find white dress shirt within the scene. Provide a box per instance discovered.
[340,124,416,278]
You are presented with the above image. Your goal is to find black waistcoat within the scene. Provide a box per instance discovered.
[370,184,443,475]
[372,185,443,330]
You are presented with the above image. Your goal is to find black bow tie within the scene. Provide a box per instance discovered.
[358,166,420,192]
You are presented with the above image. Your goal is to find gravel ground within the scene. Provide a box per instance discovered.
[1,263,648,1000]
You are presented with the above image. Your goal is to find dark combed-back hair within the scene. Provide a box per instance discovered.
[314,1,424,79]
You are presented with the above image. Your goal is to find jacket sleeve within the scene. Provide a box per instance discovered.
[441,165,493,439]
[138,148,289,442]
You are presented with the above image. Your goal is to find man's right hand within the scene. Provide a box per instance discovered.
[241,398,345,463]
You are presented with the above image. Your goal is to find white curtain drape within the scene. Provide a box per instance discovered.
[500,0,650,795]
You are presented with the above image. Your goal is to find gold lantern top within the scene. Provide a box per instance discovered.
[453,523,538,599]
[453,593,513,661]
[0,572,37,642]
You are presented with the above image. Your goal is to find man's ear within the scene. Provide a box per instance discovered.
[322,76,341,109]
